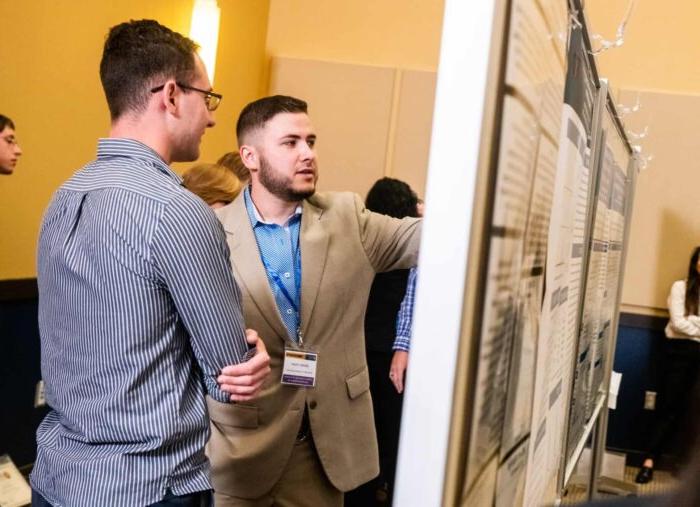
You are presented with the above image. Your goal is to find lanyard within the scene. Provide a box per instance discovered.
[260,225,302,314]
[263,261,301,313]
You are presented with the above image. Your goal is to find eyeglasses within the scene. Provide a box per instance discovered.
[150,82,222,112]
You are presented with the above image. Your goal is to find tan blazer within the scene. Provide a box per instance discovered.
[206,191,421,498]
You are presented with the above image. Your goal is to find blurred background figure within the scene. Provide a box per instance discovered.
[389,194,423,395]
[182,162,242,208]
[634,246,700,484]
[0,114,22,175]
[416,197,425,218]
[346,177,420,507]
[217,151,250,184]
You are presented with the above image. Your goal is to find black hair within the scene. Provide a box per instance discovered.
[0,115,15,132]
[365,177,419,219]
[685,246,700,316]
[236,95,308,145]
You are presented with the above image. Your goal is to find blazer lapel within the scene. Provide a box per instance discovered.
[218,195,290,342]
[300,200,329,339]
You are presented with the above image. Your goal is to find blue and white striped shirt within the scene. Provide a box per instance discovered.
[31,138,249,507]
[243,187,302,341]
[393,267,417,352]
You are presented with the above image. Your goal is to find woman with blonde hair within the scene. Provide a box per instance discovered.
[182,163,242,208]
[217,151,250,183]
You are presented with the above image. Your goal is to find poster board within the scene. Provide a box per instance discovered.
[565,81,634,468]
[395,0,638,505]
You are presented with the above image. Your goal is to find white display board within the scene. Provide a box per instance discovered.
[396,1,637,506]
[393,1,502,506]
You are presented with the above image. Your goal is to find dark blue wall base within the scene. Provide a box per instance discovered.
[0,280,47,468]
[608,322,661,453]
[607,313,696,469]
[0,285,690,473]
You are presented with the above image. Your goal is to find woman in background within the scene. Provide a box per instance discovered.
[665,246,700,339]
[182,162,242,209]
[635,246,700,483]
[217,151,250,185]
[345,177,419,506]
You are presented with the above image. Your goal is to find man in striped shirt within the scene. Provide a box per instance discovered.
[30,20,270,507]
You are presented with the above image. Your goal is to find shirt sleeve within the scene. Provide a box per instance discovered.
[394,267,418,352]
[152,192,250,403]
[667,281,700,337]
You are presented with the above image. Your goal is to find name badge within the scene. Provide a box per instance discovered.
[281,348,318,387]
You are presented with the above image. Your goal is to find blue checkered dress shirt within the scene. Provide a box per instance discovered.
[393,267,417,351]
[243,187,302,341]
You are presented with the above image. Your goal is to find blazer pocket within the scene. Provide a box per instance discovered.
[346,366,370,400]
[206,396,259,429]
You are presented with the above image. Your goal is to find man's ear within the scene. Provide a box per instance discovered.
[239,145,258,172]
[159,80,180,116]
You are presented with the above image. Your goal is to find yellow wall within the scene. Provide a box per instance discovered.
[266,0,444,71]
[0,0,269,280]
[586,1,700,313]
[587,0,700,94]
[3,0,695,312]
[263,0,700,315]
[264,1,444,202]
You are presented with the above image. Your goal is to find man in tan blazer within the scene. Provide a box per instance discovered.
[206,95,421,506]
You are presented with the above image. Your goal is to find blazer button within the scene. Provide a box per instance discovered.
[309,400,317,409]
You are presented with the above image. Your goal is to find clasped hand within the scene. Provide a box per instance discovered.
[217,329,271,402]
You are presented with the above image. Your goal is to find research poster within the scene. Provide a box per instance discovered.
[466,95,537,487]
[463,456,499,507]
[460,2,634,506]
[538,0,569,64]
[501,134,558,456]
[496,442,529,507]
[523,23,598,507]
[464,0,582,504]
[465,0,567,496]
[588,109,631,415]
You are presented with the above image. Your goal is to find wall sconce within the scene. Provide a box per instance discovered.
[189,0,221,84]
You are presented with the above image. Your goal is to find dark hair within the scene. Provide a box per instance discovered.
[236,95,307,145]
[365,177,419,219]
[685,246,700,316]
[0,115,15,132]
[100,19,198,120]
[217,152,250,182]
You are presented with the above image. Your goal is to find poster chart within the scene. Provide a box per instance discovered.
[461,0,565,504]
[463,93,537,493]
[538,0,569,66]
[586,103,632,421]
[522,20,599,507]
[565,127,608,458]
[563,58,632,464]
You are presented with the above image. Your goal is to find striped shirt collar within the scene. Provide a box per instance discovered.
[243,186,303,227]
[96,137,183,185]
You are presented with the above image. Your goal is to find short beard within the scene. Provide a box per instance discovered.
[258,155,316,202]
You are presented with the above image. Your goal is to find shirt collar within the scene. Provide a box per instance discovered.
[96,138,183,185]
[244,186,302,227]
